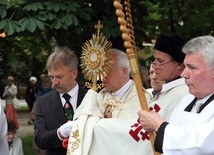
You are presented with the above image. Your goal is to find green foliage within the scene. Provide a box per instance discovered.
[23,2,44,11]
[0,34,49,80]
[151,0,214,37]
[0,0,213,85]
[0,1,92,35]
[22,135,36,155]
[0,6,7,18]
[0,0,213,38]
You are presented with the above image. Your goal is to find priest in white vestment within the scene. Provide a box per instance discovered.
[66,49,152,155]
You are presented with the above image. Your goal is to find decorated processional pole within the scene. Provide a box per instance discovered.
[113,1,159,155]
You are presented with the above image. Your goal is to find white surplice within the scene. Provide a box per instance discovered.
[162,93,214,155]
[149,78,189,121]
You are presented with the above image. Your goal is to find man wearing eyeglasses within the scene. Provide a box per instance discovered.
[136,34,190,155]
[147,34,189,122]
[147,63,165,101]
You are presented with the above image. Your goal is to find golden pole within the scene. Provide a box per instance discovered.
[113,1,160,155]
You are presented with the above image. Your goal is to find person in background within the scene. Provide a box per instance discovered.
[30,74,52,123]
[139,35,214,155]
[34,46,88,155]
[148,34,189,121]
[0,98,9,154]
[25,76,38,125]
[37,74,52,97]
[139,65,151,89]
[3,76,19,129]
[7,120,24,155]
[147,64,165,101]
[25,76,38,112]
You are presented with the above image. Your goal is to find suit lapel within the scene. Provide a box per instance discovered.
[49,90,67,123]
[76,87,88,108]
[47,88,87,122]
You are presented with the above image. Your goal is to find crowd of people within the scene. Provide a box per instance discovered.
[0,34,214,155]
[0,73,52,154]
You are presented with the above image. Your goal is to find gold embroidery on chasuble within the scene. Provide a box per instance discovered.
[67,129,80,153]
[103,98,123,118]
[102,82,134,118]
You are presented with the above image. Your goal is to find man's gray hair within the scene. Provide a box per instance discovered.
[182,36,214,70]
[46,46,78,71]
[110,48,131,74]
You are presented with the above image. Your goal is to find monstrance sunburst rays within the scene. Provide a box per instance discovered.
[80,21,112,90]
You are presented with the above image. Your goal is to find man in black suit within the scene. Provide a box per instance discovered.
[34,47,88,155]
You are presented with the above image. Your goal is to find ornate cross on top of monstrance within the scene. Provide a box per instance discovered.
[80,21,112,91]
